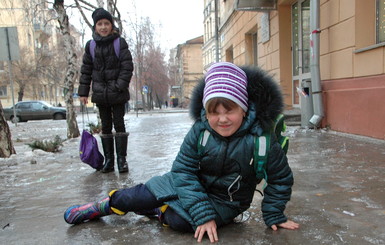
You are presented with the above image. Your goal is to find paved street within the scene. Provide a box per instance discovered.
[0,110,384,245]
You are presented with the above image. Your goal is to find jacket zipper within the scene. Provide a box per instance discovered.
[228,175,242,202]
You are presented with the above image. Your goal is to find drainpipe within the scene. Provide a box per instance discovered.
[309,0,324,127]
[214,0,220,62]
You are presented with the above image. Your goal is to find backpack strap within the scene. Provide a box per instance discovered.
[196,114,288,196]
[254,132,270,181]
[198,129,270,181]
[113,38,120,58]
[198,130,210,156]
[90,40,96,60]
[254,113,289,189]
[274,113,289,154]
[89,38,120,61]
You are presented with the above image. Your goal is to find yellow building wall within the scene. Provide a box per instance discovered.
[0,0,35,59]
[210,0,385,138]
[1,0,67,107]
[177,38,204,107]
[0,0,35,106]
[320,0,385,79]
[219,4,291,107]
[319,0,385,139]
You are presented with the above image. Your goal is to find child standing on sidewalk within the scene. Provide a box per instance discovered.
[65,62,299,243]
[78,8,133,173]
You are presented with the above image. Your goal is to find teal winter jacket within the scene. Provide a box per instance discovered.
[146,66,294,229]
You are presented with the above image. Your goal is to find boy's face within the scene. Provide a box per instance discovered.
[95,19,113,37]
[206,104,245,137]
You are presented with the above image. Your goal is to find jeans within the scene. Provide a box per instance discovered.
[97,103,126,134]
[110,184,194,232]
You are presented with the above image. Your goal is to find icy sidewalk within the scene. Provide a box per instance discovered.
[1,112,384,245]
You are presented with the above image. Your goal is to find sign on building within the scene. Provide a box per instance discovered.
[142,85,149,94]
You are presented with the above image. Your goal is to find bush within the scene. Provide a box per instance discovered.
[27,135,64,152]
[88,122,102,134]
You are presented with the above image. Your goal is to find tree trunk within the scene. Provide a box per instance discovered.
[53,0,80,139]
[155,92,162,109]
[0,101,16,158]
[17,83,25,102]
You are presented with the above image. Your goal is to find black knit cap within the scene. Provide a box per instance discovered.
[92,8,113,26]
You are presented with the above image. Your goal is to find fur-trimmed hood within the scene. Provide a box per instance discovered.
[189,65,284,131]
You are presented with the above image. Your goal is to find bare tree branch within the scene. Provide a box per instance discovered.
[74,0,93,29]
[76,0,99,9]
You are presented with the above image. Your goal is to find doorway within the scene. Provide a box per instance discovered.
[291,0,311,107]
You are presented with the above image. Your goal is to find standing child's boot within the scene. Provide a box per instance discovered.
[64,197,112,224]
[115,132,129,173]
[101,134,114,173]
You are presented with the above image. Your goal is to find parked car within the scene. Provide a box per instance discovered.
[134,101,144,111]
[3,101,67,123]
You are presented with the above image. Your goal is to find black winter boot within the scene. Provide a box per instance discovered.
[115,132,129,173]
[101,134,114,173]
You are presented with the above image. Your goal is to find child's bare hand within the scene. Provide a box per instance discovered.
[79,97,88,105]
[194,220,218,243]
[271,220,299,231]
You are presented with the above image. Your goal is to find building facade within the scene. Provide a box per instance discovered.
[203,0,220,70]
[174,36,204,108]
[205,0,385,140]
[0,0,73,107]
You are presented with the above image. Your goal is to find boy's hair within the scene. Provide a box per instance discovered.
[205,98,240,114]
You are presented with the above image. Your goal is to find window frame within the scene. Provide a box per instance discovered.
[376,0,385,43]
[0,85,7,97]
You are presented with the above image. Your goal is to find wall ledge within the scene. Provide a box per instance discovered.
[354,42,385,53]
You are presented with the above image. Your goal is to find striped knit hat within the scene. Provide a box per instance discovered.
[203,62,249,112]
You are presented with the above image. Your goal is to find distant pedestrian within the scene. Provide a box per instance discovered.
[165,100,168,108]
[64,62,299,242]
[78,8,134,173]
[125,102,130,113]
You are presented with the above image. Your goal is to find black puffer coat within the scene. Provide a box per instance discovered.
[146,65,293,229]
[78,32,133,105]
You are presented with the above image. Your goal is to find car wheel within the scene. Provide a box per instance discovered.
[54,113,65,120]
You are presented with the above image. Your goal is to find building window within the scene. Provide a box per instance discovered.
[204,23,207,42]
[209,18,213,38]
[226,46,233,63]
[0,86,7,97]
[377,0,385,43]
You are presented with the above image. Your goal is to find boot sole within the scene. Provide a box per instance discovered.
[101,168,114,173]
